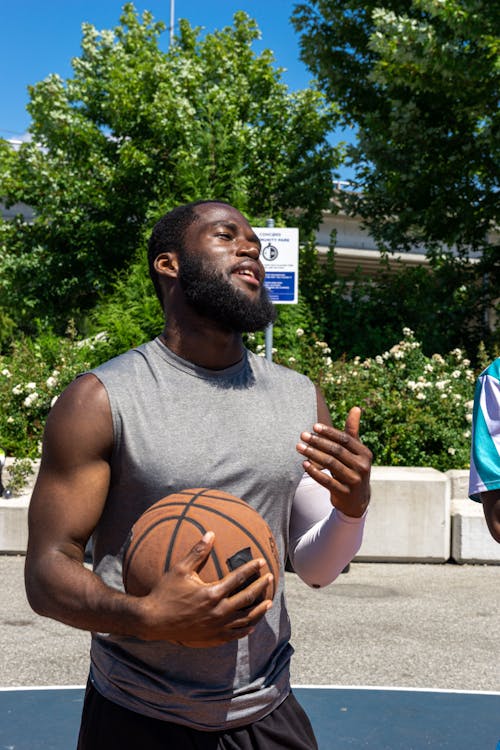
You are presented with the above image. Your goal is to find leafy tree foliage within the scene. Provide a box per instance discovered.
[292,1,499,253]
[0,4,340,334]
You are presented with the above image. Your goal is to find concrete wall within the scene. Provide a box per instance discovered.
[355,467,451,562]
[0,463,499,562]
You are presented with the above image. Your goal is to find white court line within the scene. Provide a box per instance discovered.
[292,684,500,696]
[1,684,499,697]
[0,685,85,692]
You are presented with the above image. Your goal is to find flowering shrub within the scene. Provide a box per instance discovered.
[0,328,100,458]
[1,325,479,472]
[248,327,476,471]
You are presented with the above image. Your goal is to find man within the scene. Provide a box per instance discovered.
[25,200,372,749]
[469,357,500,542]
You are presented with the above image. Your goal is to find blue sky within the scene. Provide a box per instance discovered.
[1,1,355,178]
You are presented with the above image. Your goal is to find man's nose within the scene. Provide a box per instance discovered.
[236,240,260,260]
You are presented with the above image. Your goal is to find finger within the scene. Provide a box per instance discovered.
[297,433,362,473]
[227,599,273,631]
[344,406,361,438]
[302,455,355,492]
[176,531,215,574]
[311,422,360,450]
[227,572,274,610]
[209,558,268,600]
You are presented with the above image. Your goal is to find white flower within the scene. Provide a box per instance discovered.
[466,413,473,423]
[23,392,39,407]
[296,328,304,337]
[375,355,384,365]
[402,327,414,337]
[416,392,426,400]
[451,370,461,379]
[448,447,456,455]
[46,376,58,389]
[424,364,434,373]
[12,384,23,395]
[26,382,37,390]
[7,416,14,424]
[1,368,11,378]
[435,380,450,390]
[464,400,474,411]
[50,395,59,408]
[288,357,296,364]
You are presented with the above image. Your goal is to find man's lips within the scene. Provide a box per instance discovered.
[231,262,262,287]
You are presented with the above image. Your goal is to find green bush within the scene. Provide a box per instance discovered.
[0,325,101,457]
[0,320,481,473]
[250,327,477,472]
[298,244,499,365]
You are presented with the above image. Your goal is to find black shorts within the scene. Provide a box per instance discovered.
[77,680,318,750]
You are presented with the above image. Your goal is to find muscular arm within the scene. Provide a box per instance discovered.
[25,375,272,644]
[481,490,500,543]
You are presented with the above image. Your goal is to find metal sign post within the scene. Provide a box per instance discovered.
[253,221,300,362]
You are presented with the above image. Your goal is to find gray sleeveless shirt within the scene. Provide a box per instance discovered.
[89,338,317,730]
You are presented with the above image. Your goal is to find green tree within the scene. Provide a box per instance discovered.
[292,0,499,355]
[292,1,499,254]
[0,4,341,335]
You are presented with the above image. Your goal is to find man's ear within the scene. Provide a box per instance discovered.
[154,252,179,279]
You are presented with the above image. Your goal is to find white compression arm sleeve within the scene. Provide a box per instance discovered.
[288,472,367,588]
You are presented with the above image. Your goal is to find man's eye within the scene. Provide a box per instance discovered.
[217,233,232,240]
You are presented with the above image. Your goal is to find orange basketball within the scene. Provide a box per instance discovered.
[122,488,280,606]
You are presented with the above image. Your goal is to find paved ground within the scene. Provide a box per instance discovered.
[1,555,499,692]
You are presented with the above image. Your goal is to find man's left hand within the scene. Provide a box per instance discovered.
[296,406,372,518]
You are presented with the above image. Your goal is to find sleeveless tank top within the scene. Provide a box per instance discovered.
[89,337,317,730]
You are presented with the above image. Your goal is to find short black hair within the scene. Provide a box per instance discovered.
[147,200,232,305]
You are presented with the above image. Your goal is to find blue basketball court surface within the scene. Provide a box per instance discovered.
[1,684,499,749]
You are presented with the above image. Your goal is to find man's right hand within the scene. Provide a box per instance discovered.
[136,531,274,646]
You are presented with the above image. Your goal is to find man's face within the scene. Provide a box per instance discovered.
[177,204,276,332]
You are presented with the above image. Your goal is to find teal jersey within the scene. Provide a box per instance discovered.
[469,358,500,502]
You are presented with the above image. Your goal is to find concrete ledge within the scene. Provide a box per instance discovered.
[447,470,500,565]
[0,493,30,553]
[355,466,451,562]
[0,458,38,554]
[1,463,499,563]
[451,500,500,564]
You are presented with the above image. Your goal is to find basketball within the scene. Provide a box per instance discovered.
[122,488,280,606]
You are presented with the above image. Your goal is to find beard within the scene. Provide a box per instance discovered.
[178,252,276,333]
